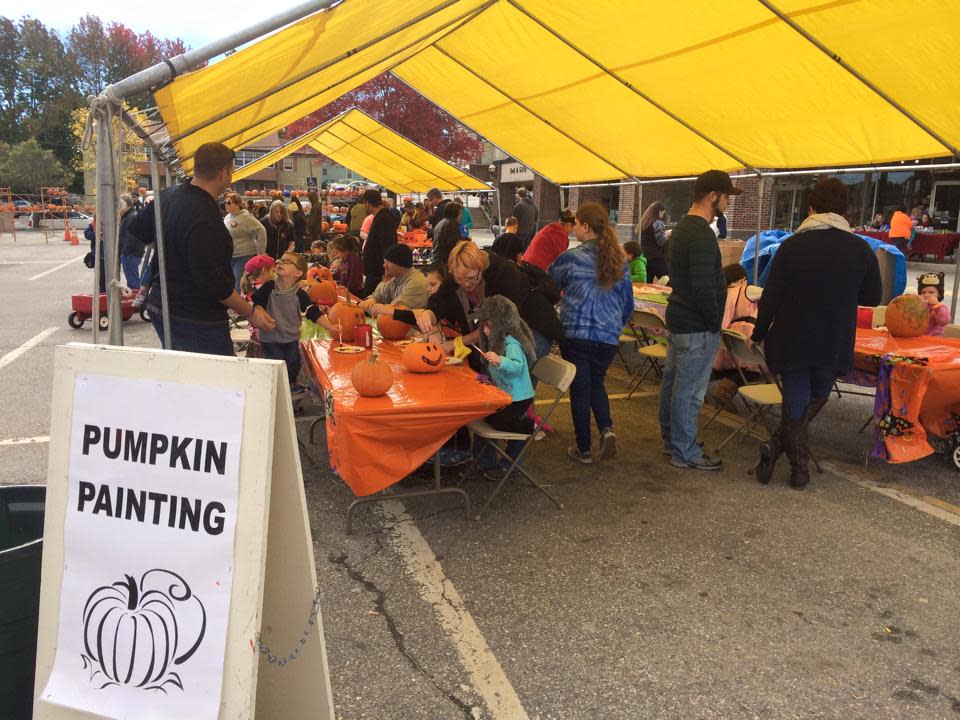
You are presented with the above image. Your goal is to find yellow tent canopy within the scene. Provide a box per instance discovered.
[232,108,488,193]
[154,0,960,183]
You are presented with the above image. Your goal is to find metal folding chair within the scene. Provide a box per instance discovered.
[625,310,668,398]
[466,355,574,520]
[715,331,822,472]
[945,323,960,339]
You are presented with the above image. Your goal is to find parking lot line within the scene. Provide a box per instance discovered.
[0,435,50,447]
[28,254,83,280]
[0,327,58,371]
[379,500,530,720]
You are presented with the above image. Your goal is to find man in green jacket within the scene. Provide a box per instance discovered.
[659,170,741,471]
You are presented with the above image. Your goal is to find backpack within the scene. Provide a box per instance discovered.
[517,261,561,305]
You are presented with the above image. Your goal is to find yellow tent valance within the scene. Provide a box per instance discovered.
[155,0,960,183]
[232,108,487,193]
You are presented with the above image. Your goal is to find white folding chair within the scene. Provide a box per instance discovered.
[466,356,574,520]
[626,310,668,398]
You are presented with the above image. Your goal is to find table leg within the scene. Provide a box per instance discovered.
[344,453,472,534]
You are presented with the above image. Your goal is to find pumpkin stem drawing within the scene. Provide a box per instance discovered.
[81,569,207,692]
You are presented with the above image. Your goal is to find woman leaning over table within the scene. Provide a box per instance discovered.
[549,202,634,465]
[399,241,563,370]
[224,192,267,294]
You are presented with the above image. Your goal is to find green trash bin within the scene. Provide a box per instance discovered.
[0,484,46,720]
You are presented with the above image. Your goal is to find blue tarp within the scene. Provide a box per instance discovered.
[739,230,906,296]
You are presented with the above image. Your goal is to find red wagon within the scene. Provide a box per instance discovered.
[68,293,148,330]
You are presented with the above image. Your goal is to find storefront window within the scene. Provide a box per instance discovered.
[661,182,693,225]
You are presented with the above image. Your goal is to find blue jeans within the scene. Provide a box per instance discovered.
[232,255,254,295]
[780,367,835,421]
[261,340,301,385]
[659,331,721,463]
[169,315,234,356]
[120,255,142,290]
[560,339,618,453]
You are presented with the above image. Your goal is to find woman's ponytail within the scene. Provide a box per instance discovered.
[575,202,625,288]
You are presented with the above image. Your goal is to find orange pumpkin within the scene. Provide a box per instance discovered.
[885,294,929,338]
[402,341,444,373]
[321,221,330,233]
[307,266,332,283]
[377,306,413,339]
[329,302,365,342]
[351,353,393,397]
[307,279,337,305]
[332,222,348,233]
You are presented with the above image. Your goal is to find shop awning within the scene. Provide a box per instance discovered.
[231,108,488,193]
[153,0,960,183]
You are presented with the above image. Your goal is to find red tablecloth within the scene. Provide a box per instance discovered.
[853,329,960,459]
[300,338,510,496]
[859,230,960,262]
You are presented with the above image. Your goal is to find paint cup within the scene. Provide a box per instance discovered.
[354,324,372,350]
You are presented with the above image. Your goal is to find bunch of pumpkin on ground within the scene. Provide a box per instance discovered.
[298,266,444,399]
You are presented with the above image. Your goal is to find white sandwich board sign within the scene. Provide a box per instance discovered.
[33,343,334,720]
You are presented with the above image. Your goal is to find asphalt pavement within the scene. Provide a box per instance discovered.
[3,230,960,720]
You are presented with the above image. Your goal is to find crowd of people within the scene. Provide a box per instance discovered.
[85,140,953,487]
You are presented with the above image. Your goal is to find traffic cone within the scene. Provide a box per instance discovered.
[70,229,79,245]
[64,226,71,242]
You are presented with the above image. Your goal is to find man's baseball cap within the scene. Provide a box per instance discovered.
[694,170,742,196]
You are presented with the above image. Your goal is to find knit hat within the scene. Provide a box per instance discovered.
[917,272,945,301]
[244,255,275,274]
[383,243,413,269]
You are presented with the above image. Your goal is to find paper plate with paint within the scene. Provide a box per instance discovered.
[392,338,416,347]
[333,345,365,354]
[444,356,464,365]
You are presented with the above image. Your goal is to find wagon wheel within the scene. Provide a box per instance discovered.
[68,312,84,329]
[98,315,109,331]
[139,307,150,322]
[950,439,960,473]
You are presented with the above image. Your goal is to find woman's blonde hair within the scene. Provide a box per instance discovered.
[269,200,290,224]
[447,240,490,276]
[576,202,624,289]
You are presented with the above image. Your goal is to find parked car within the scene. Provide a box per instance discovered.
[328,179,377,192]
[15,211,92,230]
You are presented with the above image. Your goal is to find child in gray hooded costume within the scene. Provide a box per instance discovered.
[471,295,537,471]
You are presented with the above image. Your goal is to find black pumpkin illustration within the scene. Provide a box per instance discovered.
[81,569,206,691]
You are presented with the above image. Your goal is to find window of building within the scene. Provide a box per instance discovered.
[283,157,295,171]
[661,182,694,225]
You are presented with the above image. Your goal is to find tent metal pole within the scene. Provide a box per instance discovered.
[102,0,342,104]
[175,1,498,167]
[150,152,172,349]
[432,46,640,186]
[508,0,756,175]
[754,176,765,286]
[952,253,960,318]
[96,103,124,346]
[759,0,960,159]
[637,183,643,241]
[870,173,880,222]
[389,71,564,188]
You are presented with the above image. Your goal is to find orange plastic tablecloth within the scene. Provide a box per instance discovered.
[853,329,960,442]
[301,338,510,496]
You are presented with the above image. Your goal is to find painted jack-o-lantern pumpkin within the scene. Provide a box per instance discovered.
[376,305,413,339]
[885,294,928,338]
[329,302,366,342]
[81,569,206,690]
[351,353,393,397]
[307,266,332,283]
[402,341,444,373]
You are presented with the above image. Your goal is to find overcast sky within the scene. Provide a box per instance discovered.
[18,2,234,51]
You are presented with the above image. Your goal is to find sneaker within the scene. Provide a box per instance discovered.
[438,448,473,468]
[534,430,546,441]
[289,383,309,395]
[599,428,617,460]
[671,455,723,471]
[568,446,592,464]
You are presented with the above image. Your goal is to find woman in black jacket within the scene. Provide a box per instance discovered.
[261,200,295,260]
[395,241,562,370]
[290,195,308,252]
[752,178,882,489]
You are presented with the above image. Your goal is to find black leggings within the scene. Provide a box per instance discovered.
[260,340,301,385]
[486,398,534,434]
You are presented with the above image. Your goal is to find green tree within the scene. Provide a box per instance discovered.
[0,138,65,192]
[0,18,21,143]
